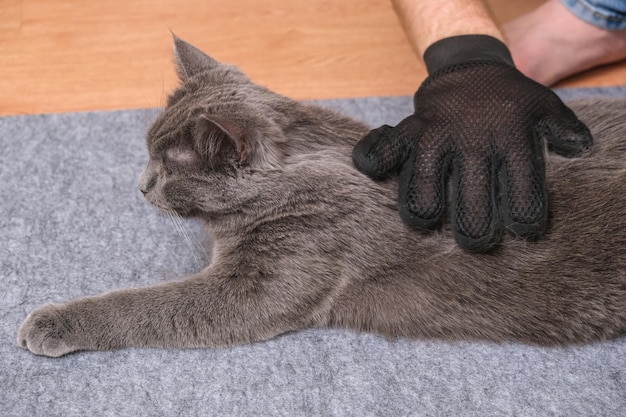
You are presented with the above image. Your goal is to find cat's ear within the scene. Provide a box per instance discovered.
[194,116,247,168]
[172,35,220,81]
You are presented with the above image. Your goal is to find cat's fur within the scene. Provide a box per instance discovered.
[18,38,626,357]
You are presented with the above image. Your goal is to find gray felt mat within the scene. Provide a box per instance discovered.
[1,87,626,416]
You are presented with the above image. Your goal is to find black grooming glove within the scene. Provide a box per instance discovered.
[353,35,592,252]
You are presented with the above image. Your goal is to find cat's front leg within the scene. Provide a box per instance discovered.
[18,268,321,357]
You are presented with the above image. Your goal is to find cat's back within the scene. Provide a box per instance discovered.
[313,98,626,344]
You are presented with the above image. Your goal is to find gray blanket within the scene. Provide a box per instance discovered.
[2,87,625,416]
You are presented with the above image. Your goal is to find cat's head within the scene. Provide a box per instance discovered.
[138,37,294,217]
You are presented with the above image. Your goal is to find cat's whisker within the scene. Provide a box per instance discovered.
[185,223,210,262]
[167,211,200,264]
[164,210,209,267]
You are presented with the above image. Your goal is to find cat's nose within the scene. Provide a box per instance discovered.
[137,167,154,196]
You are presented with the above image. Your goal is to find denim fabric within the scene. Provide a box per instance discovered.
[562,0,626,30]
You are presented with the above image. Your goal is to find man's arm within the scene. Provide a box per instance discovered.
[352,0,593,252]
[391,0,504,56]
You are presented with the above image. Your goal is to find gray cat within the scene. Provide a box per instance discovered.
[18,38,626,357]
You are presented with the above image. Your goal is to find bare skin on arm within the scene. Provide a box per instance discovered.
[390,0,504,56]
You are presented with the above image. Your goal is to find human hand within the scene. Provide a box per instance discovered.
[352,35,592,252]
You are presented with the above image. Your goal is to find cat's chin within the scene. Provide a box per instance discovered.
[140,196,182,216]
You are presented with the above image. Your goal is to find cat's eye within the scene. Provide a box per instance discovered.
[160,164,173,176]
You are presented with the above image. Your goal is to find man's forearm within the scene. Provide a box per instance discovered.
[391,0,504,58]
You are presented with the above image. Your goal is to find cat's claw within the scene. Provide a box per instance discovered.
[17,304,78,357]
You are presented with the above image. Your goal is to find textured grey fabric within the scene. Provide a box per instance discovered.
[1,87,625,416]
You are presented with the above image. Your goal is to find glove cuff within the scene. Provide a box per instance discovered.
[423,35,514,74]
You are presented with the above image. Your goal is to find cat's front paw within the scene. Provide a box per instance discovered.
[17,304,80,357]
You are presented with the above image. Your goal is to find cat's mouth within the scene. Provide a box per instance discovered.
[140,193,173,214]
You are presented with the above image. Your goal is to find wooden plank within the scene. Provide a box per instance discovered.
[0,0,21,35]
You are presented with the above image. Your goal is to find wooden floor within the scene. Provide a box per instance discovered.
[1,0,626,116]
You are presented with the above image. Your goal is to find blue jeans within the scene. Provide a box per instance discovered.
[561,0,626,30]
